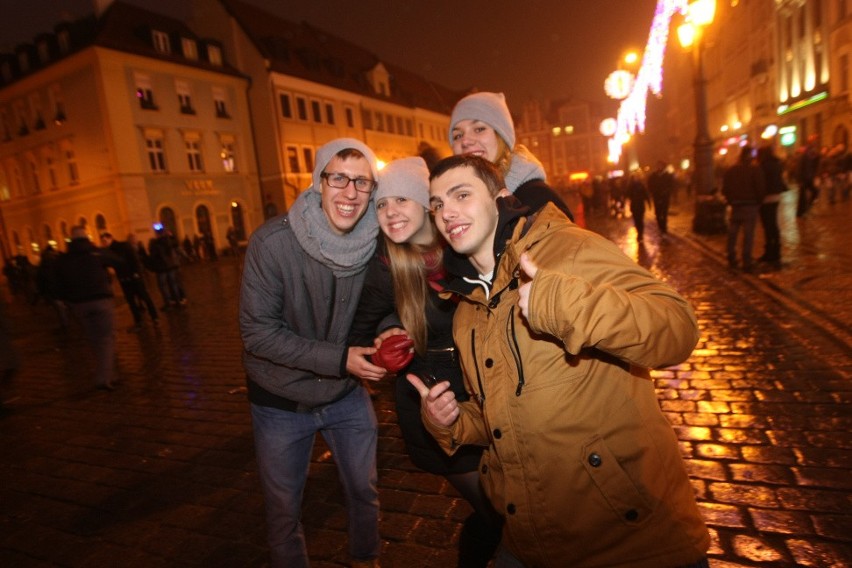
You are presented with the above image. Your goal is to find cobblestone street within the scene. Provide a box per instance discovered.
[1,188,850,567]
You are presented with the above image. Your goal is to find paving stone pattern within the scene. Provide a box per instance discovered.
[1,188,850,567]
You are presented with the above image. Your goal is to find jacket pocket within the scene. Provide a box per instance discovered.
[580,434,653,526]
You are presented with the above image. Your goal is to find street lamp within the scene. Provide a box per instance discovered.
[678,0,726,234]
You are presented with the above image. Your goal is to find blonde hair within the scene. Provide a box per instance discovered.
[493,136,513,177]
[384,235,443,356]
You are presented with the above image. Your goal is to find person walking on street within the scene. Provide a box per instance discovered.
[722,146,766,272]
[350,157,502,567]
[756,146,786,267]
[410,155,709,568]
[54,226,124,391]
[148,227,187,310]
[35,244,69,332]
[100,232,159,330]
[239,138,386,568]
[647,160,674,235]
[627,172,652,242]
[796,135,821,216]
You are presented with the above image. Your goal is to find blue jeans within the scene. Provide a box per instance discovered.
[251,386,380,568]
[727,203,760,267]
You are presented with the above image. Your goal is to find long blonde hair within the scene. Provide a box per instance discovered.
[384,235,443,356]
[493,135,513,177]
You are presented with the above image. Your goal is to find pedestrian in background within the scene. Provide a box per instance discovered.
[413,154,709,567]
[648,160,674,235]
[722,146,766,272]
[100,232,159,330]
[35,244,69,332]
[627,171,652,242]
[54,226,124,391]
[756,145,786,268]
[239,138,385,568]
[350,157,502,567]
[148,227,187,310]
[796,135,821,216]
[448,91,573,220]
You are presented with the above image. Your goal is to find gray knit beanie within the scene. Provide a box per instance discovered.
[376,157,430,209]
[449,92,516,149]
[311,138,379,194]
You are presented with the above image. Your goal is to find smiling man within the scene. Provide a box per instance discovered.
[413,154,710,567]
[239,138,386,568]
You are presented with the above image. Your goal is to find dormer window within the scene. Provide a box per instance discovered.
[181,38,198,61]
[213,87,230,118]
[17,52,29,73]
[367,63,391,97]
[37,41,50,64]
[152,30,171,54]
[57,31,70,54]
[207,44,222,66]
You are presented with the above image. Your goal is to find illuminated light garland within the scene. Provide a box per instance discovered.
[609,0,688,165]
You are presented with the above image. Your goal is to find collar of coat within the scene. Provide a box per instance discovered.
[444,198,569,302]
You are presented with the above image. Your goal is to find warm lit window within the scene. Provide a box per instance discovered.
[311,99,322,122]
[182,38,198,60]
[145,132,167,172]
[185,135,203,172]
[152,30,171,54]
[325,103,335,125]
[220,137,236,172]
[207,44,222,66]
[286,146,300,172]
[296,96,307,121]
[176,80,194,114]
[213,87,229,118]
[135,73,157,110]
[345,106,355,128]
[302,147,314,172]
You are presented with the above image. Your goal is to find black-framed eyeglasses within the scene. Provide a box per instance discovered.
[320,172,376,193]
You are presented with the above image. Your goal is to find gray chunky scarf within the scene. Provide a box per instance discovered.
[505,144,548,192]
[288,189,379,277]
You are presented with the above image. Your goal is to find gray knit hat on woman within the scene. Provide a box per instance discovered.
[449,92,516,149]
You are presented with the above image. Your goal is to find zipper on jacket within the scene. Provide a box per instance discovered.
[470,329,485,405]
[506,306,526,396]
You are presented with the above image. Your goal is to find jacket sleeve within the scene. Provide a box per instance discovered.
[349,255,396,347]
[422,400,490,454]
[527,232,699,369]
[239,228,348,378]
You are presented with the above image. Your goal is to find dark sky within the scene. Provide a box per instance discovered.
[0,0,660,113]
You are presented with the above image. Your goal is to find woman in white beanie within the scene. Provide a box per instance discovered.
[350,157,502,567]
[449,91,573,220]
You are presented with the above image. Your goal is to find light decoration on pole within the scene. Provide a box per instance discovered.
[607,0,688,165]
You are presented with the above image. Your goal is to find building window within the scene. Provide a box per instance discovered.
[29,94,45,130]
[302,147,314,172]
[345,106,355,128]
[135,73,157,110]
[47,155,57,188]
[176,80,195,114]
[57,30,70,53]
[406,119,413,136]
[279,93,292,119]
[220,137,236,172]
[387,114,395,134]
[213,87,230,118]
[296,96,308,121]
[49,85,66,124]
[311,99,322,122]
[362,109,372,130]
[285,145,300,173]
[145,133,167,172]
[152,30,171,54]
[207,45,222,66]
[325,102,335,125]
[65,147,79,184]
[182,38,198,60]
[37,41,50,64]
[185,135,204,172]
[29,157,41,193]
[376,112,384,132]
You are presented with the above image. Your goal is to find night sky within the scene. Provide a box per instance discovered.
[0,0,661,113]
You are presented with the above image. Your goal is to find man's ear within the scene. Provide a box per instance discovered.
[498,188,511,198]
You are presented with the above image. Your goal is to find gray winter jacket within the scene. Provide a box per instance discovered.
[239,215,366,407]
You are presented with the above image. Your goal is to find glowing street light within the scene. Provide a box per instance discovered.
[678,0,725,234]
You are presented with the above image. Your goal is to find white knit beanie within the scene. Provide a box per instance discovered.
[449,92,516,149]
[376,157,430,209]
[311,138,379,194]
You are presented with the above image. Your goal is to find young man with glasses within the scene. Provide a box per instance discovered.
[240,138,388,568]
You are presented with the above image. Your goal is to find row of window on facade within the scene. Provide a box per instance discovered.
[0,84,65,142]
[149,30,223,68]
[145,131,238,174]
[0,141,78,200]
[134,73,231,118]
[277,89,449,143]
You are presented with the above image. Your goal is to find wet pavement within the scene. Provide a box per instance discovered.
[1,187,850,567]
